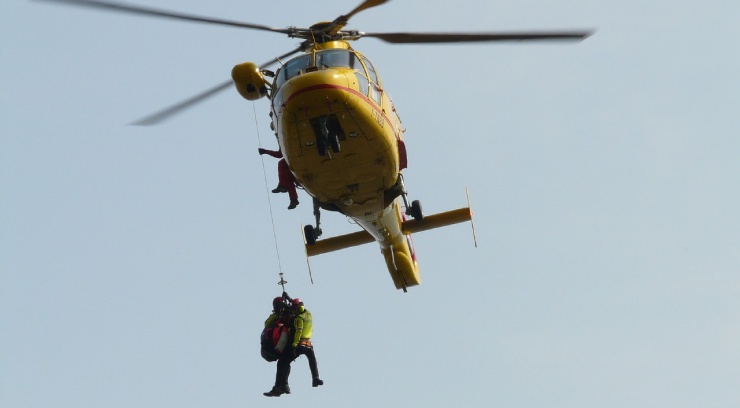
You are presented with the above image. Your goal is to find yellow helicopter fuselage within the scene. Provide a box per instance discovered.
[274,42,403,218]
[233,41,472,290]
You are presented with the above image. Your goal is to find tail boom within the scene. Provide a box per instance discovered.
[303,203,473,290]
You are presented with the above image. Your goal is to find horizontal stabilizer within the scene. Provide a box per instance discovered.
[304,206,473,257]
[305,229,375,257]
[401,207,472,234]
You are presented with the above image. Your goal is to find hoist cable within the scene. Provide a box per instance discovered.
[251,102,285,285]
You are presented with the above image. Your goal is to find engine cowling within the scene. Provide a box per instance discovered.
[231,62,270,101]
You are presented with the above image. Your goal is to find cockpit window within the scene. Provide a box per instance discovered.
[360,56,379,85]
[275,54,313,89]
[274,50,371,91]
[316,50,355,69]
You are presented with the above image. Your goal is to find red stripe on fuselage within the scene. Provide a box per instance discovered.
[281,84,397,138]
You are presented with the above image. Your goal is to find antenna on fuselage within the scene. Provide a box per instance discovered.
[466,187,478,248]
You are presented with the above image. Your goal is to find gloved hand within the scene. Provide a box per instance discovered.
[258,148,267,155]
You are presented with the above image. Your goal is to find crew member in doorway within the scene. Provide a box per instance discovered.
[263,297,323,397]
[258,148,300,210]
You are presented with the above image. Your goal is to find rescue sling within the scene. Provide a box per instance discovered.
[260,323,289,362]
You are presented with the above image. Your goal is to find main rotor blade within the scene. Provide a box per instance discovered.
[362,30,593,44]
[34,0,292,34]
[329,0,388,34]
[339,0,388,23]
[130,80,232,126]
[131,49,303,126]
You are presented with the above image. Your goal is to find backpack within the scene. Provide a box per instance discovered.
[260,323,289,362]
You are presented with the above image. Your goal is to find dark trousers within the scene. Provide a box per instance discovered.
[274,344,320,386]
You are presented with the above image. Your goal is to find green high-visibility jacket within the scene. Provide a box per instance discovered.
[291,307,313,347]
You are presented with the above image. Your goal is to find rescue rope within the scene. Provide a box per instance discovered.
[252,102,286,288]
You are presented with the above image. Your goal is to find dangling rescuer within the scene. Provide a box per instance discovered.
[263,295,323,397]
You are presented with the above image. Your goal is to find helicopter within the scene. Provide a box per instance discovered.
[36,0,592,291]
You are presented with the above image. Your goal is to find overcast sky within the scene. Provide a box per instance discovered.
[2,1,739,407]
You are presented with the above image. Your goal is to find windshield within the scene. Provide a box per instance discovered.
[275,54,312,89]
[275,50,360,89]
[316,50,355,69]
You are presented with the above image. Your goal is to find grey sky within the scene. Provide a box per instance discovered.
[2,1,739,407]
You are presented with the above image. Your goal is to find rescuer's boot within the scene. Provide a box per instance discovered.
[272,185,288,194]
[312,377,324,387]
[263,385,290,397]
[288,199,299,210]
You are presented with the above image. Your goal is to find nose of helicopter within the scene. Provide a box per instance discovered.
[278,69,352,113]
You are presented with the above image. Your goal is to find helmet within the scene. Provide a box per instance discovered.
[291,297,305,313]
[273,296,285,311]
